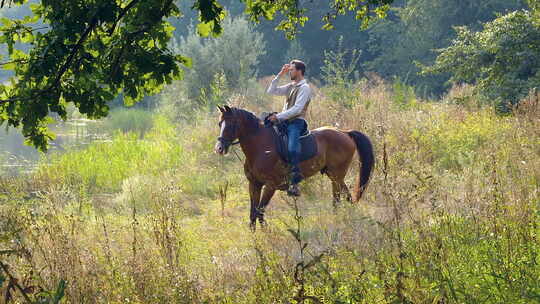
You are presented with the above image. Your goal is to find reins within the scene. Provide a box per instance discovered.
[217,136,240,147]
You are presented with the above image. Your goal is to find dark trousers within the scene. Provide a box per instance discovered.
[285,118,306,184]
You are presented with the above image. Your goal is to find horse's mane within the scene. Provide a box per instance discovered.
[231,107,262,132]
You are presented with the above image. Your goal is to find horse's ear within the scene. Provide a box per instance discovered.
[217,105,224,113]
[224,105,232,112]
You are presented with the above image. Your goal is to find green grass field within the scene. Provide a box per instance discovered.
[1,81,539,303]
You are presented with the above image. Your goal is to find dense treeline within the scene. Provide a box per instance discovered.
[0,0,538,148]
[167,0,527,96]
[165,0,534,113]
[0,0,528,94]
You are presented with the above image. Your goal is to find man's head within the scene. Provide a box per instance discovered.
[288,60,306,81]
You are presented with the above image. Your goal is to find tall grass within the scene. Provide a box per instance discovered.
[0,80,538,303]
[101,108,155,136]
[36,115,242,197]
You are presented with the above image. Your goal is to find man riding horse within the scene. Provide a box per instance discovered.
[267,60,311,197]
[214,60,374,230]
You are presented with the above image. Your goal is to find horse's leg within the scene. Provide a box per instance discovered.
[330,180,342,209]
[340,180,353,203]
[327,165,352,209]
[257,186,276,225]
[249,180,263,230]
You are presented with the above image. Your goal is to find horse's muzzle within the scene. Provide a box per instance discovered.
[214,141,229,155]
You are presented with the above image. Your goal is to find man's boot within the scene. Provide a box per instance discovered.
[287,166,302,197]
[287,183,300,197]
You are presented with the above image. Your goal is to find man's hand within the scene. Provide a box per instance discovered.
[278,64,290,77]
[268,114,279,123]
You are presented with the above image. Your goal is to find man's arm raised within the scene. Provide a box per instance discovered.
[267,64,291,96]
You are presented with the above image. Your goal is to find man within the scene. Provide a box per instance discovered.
[266,60,312,197]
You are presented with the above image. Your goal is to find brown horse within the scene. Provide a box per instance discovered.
[214,105,374,229]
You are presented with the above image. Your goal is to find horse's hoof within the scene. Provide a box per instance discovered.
[249,221,257,232]
[332,200,340,211]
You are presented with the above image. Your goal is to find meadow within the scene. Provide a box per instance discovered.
[0,78,539,303]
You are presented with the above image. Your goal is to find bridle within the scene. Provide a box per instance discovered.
[217,119,240,148]
[217,136,240,147]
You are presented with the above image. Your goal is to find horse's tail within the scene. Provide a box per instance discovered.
[347,130,374,202]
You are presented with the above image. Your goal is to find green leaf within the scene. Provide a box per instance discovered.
[51,279,66,304]
[196,21,212,37]
[2,62,16,71]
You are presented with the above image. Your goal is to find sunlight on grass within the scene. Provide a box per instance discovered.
[1,80,539,303]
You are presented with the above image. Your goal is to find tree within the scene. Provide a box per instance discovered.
[0,0,393,151]
[365,0,525,96]
[422,10,540,112]
[528,0,540,22]
[174,16,265,100]
[251,1,376,78]
[529,0,540,12]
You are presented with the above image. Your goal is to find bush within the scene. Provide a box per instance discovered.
[320,36,362,108]
[442,83,481,110]
[414,109,512,170]
[101,108,155,136]
[158,16,266,122]
[37,116,182,193]
[172,16,266,101]
[159,67,269,123]
[365,0,526,97]
[36,115,239,195]
[423,10,540,112]
[392,77,418,110]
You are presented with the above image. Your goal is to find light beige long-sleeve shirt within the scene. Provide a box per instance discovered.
[266,76,312,122]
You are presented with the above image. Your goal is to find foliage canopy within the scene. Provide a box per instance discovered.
[423,10,540,112]
[366,0,526,96]
[0,0,393,151]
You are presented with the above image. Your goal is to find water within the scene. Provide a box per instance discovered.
[0,118,109,176]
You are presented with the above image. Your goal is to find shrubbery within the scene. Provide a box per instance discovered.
[423,10,540,112]
[171,16,265,101]
[101,108,155,137]
[1,77,534,303]
[36,115,233,194]
[414,109,512,170]
[159,16,267,121]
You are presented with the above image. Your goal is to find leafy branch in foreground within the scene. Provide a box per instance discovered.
[0,0,190,150]
[0,0,393,151]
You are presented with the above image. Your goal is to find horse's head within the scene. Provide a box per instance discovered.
[215,105,239,155]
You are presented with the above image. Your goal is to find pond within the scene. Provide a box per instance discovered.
[0,118,110,176]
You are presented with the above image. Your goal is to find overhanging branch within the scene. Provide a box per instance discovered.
[108,0,142,36]
[0,1,146,105]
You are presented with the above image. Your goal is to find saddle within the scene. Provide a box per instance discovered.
[260,112,318,164]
